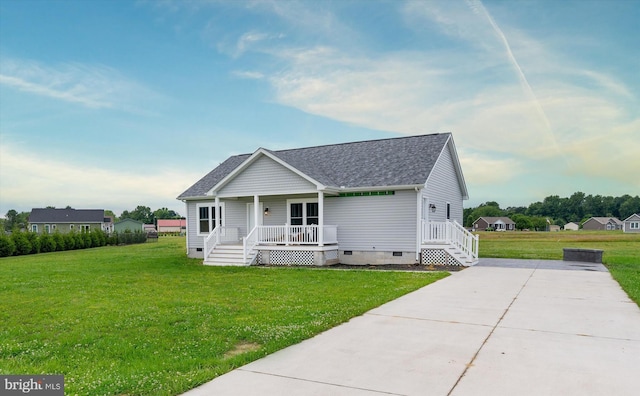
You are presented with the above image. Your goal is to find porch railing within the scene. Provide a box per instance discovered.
[422,220,479,261]
[203,226,239,259]
[256,224,338,245]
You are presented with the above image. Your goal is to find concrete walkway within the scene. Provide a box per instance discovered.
[183,260,640,395]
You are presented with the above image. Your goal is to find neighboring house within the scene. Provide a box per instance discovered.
[564,222,580,231]
[472,217,516,231]
[28,208,109,234]
[177,133,478,267]
[549,225,561,232]
[157,219,186,233]
[114,219,144,233]
[582,217,623,231]
[623,214,640,233]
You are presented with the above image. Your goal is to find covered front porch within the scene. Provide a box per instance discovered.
[201,192,339,266]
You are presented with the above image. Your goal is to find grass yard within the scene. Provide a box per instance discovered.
[0,237,447,395]
[477,231,640,305]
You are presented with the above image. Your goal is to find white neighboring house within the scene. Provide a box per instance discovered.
[564,222,580,231]
[623,214,640,233]
[177,133,478,267]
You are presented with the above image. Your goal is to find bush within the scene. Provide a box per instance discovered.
[73,232,85,249]
[52,232,66,251]
[39,233,56,253]
[11,232,32,256]
[0,234,16,257]
[82,232,92,249]
[26,232,40,254]
[64,232,76,250]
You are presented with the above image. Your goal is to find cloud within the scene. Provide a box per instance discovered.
[0,58,160,112]
[0,141,199,215]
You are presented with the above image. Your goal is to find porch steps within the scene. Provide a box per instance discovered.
[422,242,478,266]
[204,244,255,266]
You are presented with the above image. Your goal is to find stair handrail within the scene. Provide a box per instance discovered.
[243,226,259,263]
[204,227,221,260]
[449,220,479,260]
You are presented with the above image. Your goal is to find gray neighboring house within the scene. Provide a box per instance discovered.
[623,214,640,233]
[177,133,478,267]
[472,217,516,231]
[581,217,623,231]
[114,219,144,233]
[29,208,109,234]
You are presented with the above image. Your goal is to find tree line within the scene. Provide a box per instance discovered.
[463,192,640,230]
[1,206,183,232]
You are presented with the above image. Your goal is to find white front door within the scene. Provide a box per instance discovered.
[247,203,264,232]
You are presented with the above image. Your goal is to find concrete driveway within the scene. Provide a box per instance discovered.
[183,259,640,395]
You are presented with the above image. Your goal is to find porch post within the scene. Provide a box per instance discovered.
[215,196,221,244]
[416,190,422,261]
[253,194,260,231]
[318,191,324,247]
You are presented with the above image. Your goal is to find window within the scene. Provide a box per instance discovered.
[70,224,74,230]
[446,202,451,220]
[631,222,640,230]
[197,203,225,234]
[81,225,90,232]
[44,224,50,233]
[52,224,57,231]
[287,199,318,226]
[32,224,38,233]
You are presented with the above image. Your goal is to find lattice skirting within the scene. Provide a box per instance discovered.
[421,248,461,266]
[260,250,315,266]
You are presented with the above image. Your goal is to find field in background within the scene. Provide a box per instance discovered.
[477,231,640,305]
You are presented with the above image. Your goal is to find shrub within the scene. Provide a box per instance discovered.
[39,233,56,253]
[0,234,16,257]
[11,232,32,256]
[52,232,66,251]
[26,232,40,254]
[73,232,85,249]
[82,232,93,249]
[64,232,76,250]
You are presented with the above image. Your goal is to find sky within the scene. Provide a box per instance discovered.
[1,0,639,218]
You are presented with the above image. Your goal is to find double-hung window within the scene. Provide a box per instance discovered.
[287,199,318,226]
[197,203,225,235]
[631,222,640,230]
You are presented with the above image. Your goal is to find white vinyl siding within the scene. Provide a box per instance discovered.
[325,190,417,252]
[217,156,317,197]
[424,142,464,224]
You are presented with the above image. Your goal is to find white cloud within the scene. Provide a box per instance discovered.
[0,58,160,112]
[0,142,198,215]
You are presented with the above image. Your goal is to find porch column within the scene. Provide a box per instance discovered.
[318,191,324,247]
[215,196,221,244]
[253,195,260,231]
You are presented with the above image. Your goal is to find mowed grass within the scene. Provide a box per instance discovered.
[478,231,640,305]
[0,237,447,395]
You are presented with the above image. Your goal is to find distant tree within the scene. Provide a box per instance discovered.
[121,206,154,224]
[4,210,29,231]
[511,214,533,230]
[153,207,180,220]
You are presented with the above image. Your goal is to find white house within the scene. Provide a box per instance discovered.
[177,133,478,267]
[564,222,580,231]
[623,214,640,233]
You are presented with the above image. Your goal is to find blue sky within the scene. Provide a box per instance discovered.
[1,0,638,217]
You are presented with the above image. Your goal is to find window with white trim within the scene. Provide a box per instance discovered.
[197,203,225,234]
[287,199,318,225]
[32,224,38,233]
[631,222,640,230]
[81,225,90,232]
[44,224,50,233]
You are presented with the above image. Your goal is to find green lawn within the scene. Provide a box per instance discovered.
[477,231,640,306]
[0,237,447,395]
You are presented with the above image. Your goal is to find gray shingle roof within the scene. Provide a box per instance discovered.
[29,208,105,223]
[177,133,451,199]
